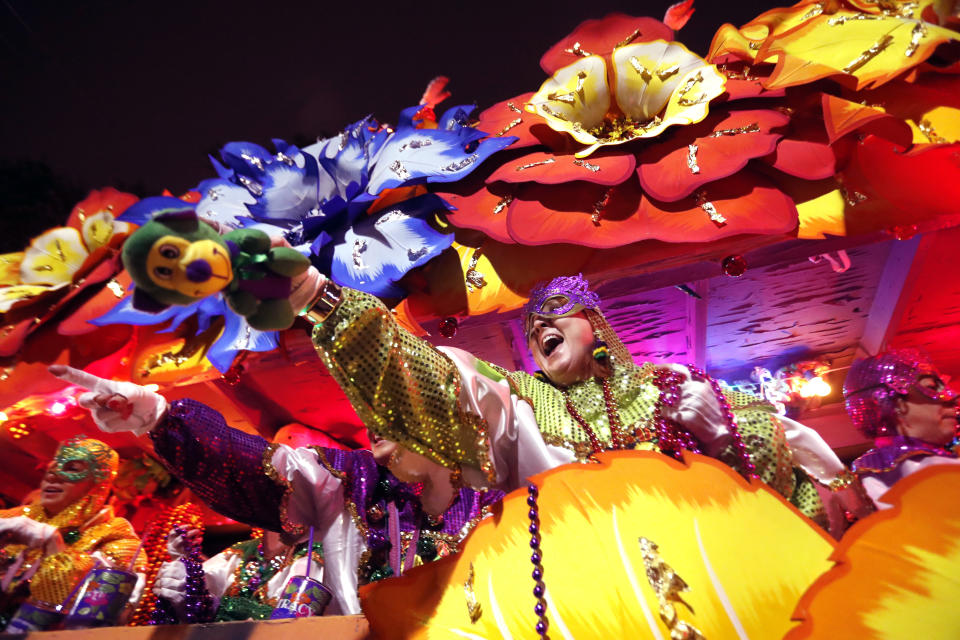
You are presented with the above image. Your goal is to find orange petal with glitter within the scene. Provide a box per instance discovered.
[475,93,544,149]
[436,172,518,244]
[821,94,912,146]
[487,149,636,186]
[636,108,788,201]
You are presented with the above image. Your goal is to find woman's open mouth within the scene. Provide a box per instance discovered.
[542,334,563,357]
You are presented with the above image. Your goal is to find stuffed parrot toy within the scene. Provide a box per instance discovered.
[120,197,310,330]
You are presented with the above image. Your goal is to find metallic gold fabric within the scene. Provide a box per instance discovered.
[0,506,143,609]
[311,288,486,473]
[311,288,824,523]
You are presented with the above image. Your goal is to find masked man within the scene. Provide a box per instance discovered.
[845,350,960,509]
[0,437,144,632]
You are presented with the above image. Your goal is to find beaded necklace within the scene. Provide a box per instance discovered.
[562,377,626,454]
[231,538,293,600]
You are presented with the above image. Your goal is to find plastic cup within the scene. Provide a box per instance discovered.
[269,575,332,618]
[6,602,64,633]
[63,567,138,629]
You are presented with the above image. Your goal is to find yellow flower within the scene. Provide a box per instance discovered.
[527,40,726,157]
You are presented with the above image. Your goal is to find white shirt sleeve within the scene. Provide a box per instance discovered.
[439,347,577,492]
[269,445,346,533]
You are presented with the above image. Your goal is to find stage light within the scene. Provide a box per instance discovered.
[806,376,832,398]
[8,423,31,439]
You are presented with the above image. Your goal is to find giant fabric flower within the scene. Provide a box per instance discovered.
[528,40,726,157]
[361,451,835,639]
[435,8,960,257]
[789,466,960,639]
[0,188,138,363]
[194,104,516,298]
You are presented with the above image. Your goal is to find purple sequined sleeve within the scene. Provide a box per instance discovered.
[150,398,286,531]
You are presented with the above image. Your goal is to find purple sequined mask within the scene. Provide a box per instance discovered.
[844,350,957,437]
[524,274,600,320]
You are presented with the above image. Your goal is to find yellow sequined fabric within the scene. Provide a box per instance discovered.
[0,505,144,608]
[312,288,824,523]
[311,288,488,475]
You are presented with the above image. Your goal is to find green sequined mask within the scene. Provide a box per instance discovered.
[52,436,118,483]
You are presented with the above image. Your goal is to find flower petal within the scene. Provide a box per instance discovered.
[65,188,139,232]
[366,125,516,195]
[840,136,960,235]
[330,194,455,298]
[612,41,724,125]
[505,177,646,247]
[638,171,799,242]
[58,272,133,336]
[475,93,559,149]
[20,227,89,285]
[528,56,611,146]
[487,150,636,186]
[452,242,528,315]
[505,170,797,248]
[1,252,24,285]
[761,12,960,90]
[435,177,517,245]
[636,108,788,201]
[761,120,836,180]
[820,94,913,147]
[0,284,65,313]
[540,14,674,75]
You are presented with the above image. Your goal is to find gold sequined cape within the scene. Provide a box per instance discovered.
[312,288,825,524]
[0,503,144,608]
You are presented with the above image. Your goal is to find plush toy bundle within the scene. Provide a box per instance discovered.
[120,197,310,331]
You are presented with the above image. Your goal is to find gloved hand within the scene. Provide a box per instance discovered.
[153,560,188,605]
[166,527,202,561]
[48,365,168,435]
[0,516,63,553]
[288,265,327,315]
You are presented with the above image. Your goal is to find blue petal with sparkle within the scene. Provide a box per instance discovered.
[367,129,517,194]
[116,196,194,226]
[92,295,278,372]
[195,179,256,228]
[330,193,453,298]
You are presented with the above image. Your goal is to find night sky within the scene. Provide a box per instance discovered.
[0,0,772,248]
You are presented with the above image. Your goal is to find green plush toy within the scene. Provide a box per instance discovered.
[120,197,310,331]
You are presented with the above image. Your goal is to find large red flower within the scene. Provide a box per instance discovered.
[437,7,960,259]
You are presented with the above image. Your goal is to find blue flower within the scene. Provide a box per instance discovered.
[197,104,516,296]
[92,293,277,372]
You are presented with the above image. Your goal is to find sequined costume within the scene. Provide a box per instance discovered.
[852,436,960,508]
[308,284,856,526]
[845,350,960,509]
[154,533,324,622]
[149,399,503,614]
[0,438,144,630]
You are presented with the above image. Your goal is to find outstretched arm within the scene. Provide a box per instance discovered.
[47,365,344,533]
[151,399,287,531]
[307,284,493,482]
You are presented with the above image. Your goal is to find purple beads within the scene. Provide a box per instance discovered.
[527,483,549,639]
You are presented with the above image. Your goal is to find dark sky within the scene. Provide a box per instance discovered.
[0,0,772,197]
